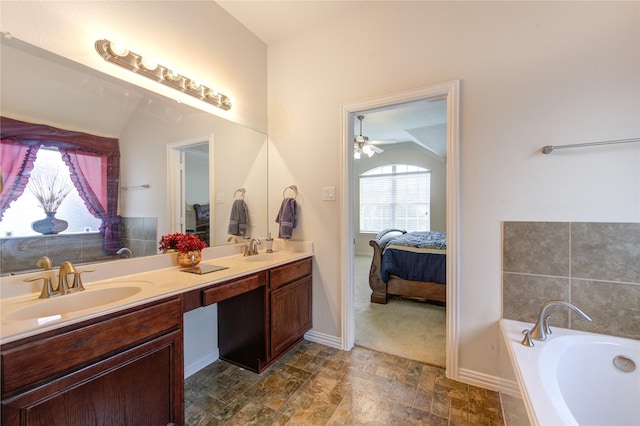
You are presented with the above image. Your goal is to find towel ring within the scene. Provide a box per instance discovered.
[283,185,298,199]
[234,188,246,199]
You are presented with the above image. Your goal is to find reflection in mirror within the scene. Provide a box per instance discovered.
[0,37,267,276]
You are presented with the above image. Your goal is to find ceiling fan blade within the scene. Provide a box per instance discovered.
[370,145,384,153]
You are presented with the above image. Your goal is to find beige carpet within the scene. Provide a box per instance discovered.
[354,255,446,367]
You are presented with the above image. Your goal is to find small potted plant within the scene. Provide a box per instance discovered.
[159,232,207,267]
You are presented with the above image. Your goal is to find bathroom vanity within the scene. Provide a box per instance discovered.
[0,251,312,426]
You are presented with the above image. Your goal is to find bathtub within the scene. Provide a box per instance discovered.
[500,319,640,426]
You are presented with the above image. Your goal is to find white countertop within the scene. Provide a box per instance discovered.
[0,241,313,345]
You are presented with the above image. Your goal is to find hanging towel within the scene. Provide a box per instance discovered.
[276,197,297,239]
[228,199,249,236]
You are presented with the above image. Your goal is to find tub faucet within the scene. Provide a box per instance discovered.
[522,300,592,346]
[116,247,133,258]
[36,256,53,270]
[227,236,238,244]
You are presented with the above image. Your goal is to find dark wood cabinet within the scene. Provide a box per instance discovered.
[216,257,313,373]
[269,258,313,360]
[1,255,312,424]
[1,298,184,426]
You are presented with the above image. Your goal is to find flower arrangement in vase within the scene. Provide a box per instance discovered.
[159,232,207,267]
[28,173,73,234]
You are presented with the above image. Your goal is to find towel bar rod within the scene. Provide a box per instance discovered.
[120,184,150,190]
[542,137,640,154]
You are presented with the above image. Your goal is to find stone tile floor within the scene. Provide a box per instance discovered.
[185,340,505,425]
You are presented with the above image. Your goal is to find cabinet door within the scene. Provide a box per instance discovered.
[2,330,183,426]
[270,275,312,357]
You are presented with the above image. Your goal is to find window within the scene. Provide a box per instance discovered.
[0,116,122,253]
[359,164,430,232]
[0,147,101,237]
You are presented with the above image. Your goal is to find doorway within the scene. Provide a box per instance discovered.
[167,137,214,243]
[340,81,460,378]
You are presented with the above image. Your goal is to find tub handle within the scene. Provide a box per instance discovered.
[521,329,534,347]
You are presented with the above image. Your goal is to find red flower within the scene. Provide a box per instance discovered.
[159,232,207,253]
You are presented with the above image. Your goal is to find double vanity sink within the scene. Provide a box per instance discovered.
[1,244,313,426]
[0,248,308,343]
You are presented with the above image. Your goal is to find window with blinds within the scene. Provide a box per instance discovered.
[359,164,430,232]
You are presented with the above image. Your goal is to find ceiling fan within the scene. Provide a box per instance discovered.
[354,115,384,159]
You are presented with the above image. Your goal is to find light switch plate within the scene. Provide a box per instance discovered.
[323,186,336,201]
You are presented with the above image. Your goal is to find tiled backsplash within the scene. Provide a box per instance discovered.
[502,222,640,340]
[120,217,158,258]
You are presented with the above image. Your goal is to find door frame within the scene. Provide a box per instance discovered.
[340,80,460,379]
[167,135,214,240]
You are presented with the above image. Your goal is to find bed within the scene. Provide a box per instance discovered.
[368,229,446,305]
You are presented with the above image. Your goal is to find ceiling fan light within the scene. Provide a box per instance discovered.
[354,150,361,160]
[362,145,374,156]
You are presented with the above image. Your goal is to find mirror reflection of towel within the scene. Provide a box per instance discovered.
[276,197,297,239]
[228,199,249,236]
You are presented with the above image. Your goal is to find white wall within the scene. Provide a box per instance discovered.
[267,1,639,379]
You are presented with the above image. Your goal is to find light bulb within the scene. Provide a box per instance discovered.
[187,80,202,90]
[165,69,182,81]
[109,41,129,57]
[139,56,158,71]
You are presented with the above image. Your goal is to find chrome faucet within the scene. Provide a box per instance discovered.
[522,300,592,346]
[249,238,261,255]
[116,247,133,258]
[243,238,261,256]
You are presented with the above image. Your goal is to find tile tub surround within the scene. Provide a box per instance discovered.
[0,216,157,275]
[502,222,640,339]
[185,340,505,425]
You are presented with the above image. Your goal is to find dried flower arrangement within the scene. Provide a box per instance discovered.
[159,232,207,253]
[28,173,73,213]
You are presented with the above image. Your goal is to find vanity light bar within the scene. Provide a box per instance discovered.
[95,39,231,111]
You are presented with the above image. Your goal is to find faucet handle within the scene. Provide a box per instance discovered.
[543,315,552,336]
[69,268,95,292]
[521,329,534,347]
[24,275,56,299]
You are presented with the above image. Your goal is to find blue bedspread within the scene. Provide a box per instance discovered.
[380,231,447,283]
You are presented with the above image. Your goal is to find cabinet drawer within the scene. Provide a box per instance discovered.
[203,273,264,306]
[270,257,312,290]
[1,298,181,398]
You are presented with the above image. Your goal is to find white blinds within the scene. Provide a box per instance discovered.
[359,165,430,232]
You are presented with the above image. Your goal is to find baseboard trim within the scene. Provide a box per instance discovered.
[185,348,219,378]
[304,330,342,349]
[498,378,521,398]
[457,368,503,392]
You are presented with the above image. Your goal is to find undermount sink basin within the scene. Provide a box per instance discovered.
[6,282,149,321]
[243,252,289,263]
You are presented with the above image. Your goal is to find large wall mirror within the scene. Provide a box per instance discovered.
[0,37,268,276]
